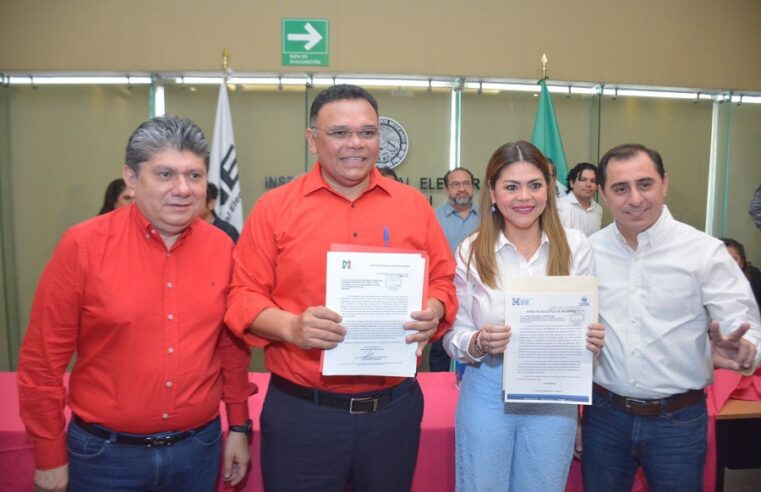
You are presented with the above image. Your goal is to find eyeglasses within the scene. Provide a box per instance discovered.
[311,127,380,140]
[448,181,473,189]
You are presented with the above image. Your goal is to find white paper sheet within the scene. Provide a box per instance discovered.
[502,276,598,404]
[322,251,426,377]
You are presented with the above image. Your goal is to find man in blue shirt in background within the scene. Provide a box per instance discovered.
[431,167,479,371]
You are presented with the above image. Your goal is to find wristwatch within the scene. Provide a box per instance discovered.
[229,419,253,437]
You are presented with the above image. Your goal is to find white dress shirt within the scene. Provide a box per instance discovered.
[557,192,603,237]
[444,227,595,363]
[590,206,761,399]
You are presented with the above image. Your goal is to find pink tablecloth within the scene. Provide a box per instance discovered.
[2,370,759,492]
[0,372,458,492]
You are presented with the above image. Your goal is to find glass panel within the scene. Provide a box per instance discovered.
[6,85,150,349]
[723,102,761,265]
[461,88,601,209]
[0,85,12,369]
[306,85,453,206]
[599,95,713,230]
[705,97,733,237]
[164,82,309,215]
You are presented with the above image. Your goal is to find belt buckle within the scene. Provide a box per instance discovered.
[623,397,650,412]
[144,435,177,448]
[349,396,379,414]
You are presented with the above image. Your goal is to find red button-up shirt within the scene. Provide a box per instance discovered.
[17,205,256,469]
[226,164,457,393]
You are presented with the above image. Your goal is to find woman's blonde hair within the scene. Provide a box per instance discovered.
[467,141,571,288]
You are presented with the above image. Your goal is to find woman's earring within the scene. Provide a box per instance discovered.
[491,203,497,213]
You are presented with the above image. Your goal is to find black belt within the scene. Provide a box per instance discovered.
[270,374,416,414]
[593,384,705,417]
[72,415,217,448]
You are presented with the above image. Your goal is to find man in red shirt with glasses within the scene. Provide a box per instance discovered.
[226,84,457,491]
[17,115,256,492]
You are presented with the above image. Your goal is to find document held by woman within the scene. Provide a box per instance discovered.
[503,275,598,404]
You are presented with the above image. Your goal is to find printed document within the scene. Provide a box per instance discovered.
[322,250,426,377]
[502,276,597,404]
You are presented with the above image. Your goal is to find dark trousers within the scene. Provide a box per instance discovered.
[428,338,451,372]
[260,379,424,492]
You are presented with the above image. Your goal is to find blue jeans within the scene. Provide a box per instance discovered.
[67,417,222,492]
[582,391,707,492]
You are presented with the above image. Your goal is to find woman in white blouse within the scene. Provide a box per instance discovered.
[444,141,604,491]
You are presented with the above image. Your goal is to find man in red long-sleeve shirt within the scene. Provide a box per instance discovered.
[226,84,457,491]
[17,115,256,492]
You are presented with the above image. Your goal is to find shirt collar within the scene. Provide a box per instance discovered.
[129,203,194,246]
[613,204,671,249]
[303,162,392,199]
[442,201,478,217]
[495,229,550,253]
[567,192,598,210]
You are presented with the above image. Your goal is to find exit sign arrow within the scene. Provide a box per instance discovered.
[286,22,322,51]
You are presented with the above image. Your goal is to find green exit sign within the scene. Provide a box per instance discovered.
[282,18,329,66]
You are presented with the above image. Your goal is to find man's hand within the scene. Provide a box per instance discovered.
[477,324,511,355]
[288,306,346,350]
[34,464,68,492]
[586,323,605,355]
[710,322,757,372]
[223,430,251,487]
[405,299,445,356]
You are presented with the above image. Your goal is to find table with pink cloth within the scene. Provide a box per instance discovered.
[0,372,457,492]
[1,370,759,492]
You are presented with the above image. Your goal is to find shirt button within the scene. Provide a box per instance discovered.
[167,347,175,354]
[352,232,358,238]
[167,314,174,320]
[167,252,172,257]
[165,381,173,388]
[162,413,169,420]
[351,203,356,208]
[166,282,173,288]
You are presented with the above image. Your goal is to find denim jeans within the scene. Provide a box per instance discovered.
[582,390,707,492]
[67,417,222,492]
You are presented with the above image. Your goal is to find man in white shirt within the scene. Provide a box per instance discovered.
[581,143,761,491]
[557,162,602,236]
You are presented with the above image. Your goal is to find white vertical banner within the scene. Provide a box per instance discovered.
[209,82,243,232]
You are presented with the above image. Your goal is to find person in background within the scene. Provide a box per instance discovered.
[582,143,761,491]
[98,177,134,214]
[444,140,604,491]
[547,158,567,198]
[722,237,761,310]
[378,166,400,181]
[557,162,603,236]
[17,115,255,492]
[225,84,456,492]
[431,167,480,372]
[750,183,761,232]
[200,182,240,243]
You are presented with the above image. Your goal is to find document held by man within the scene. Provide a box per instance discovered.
[322,249,426,377]
[502,276,598,404]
